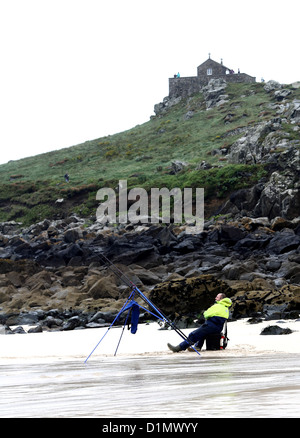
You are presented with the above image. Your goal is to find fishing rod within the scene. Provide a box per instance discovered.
[97,253,201,355]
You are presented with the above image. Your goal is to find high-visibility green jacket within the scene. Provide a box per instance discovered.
[203,297,232,320]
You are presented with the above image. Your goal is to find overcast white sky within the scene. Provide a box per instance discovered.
[0,0,299,165]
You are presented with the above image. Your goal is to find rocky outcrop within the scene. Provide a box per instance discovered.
[201,78,228,109]
[154,96,182,116]
[0,211,299,333]
[149,275,235,316]
[155,80,300,223]
[220,173,300,220]
[155,80,299,224]
[154,78,228,116]
[223,84,300,221]
[228,119,300,169]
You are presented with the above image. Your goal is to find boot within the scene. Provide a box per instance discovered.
[167,343,181,353]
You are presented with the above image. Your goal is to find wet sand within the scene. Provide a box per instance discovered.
[1,319,299,418]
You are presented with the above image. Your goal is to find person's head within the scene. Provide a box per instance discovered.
[215,293,226,301]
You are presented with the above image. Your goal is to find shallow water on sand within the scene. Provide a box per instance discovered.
[1,353,299,418]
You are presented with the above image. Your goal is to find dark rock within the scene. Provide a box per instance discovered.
[4,325,13,334]
[57,243,83,262]
[62,315,85,331]
[265,312,283,320]
[233,234,271,252]
[285,310,299,319]
[218,225,247,245]
[40,254,66,268]
[5,311,44,326]
[265,259,281,271]
[260,325,293,335]
[267,232,300,254]
[11,326,27,334]
[229,184,264,212]
[45,309,61,318]
[28,324,43,333]
[63,228,81,243]
[263,303,289,316]
[6,315,29,326]
[42,315,63,328]
[172,238,197,253]
[106,240,155,264]
[0,314,7,325]
[247,317,264,324]
[88,311,118,324]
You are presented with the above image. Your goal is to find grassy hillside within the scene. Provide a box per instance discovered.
[0,82,298,226]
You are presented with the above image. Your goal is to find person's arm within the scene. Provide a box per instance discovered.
[203,303,218,319]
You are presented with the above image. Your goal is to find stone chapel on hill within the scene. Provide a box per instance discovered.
[169,56,256,98]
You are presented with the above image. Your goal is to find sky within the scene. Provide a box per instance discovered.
[0,0,299,165]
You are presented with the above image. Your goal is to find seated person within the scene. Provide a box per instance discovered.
[167,293,232,352]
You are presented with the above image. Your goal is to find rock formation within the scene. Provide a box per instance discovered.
[0,79,299,333]
[0,211,299,333]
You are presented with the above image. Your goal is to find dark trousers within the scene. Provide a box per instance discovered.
[179,320,223,351]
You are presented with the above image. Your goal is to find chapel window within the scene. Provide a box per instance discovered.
[207,68,212,75]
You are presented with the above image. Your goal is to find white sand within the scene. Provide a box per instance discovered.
[0,318,299,364]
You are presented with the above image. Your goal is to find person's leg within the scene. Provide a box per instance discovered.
[168,323,217,352]
[179,326,207,350]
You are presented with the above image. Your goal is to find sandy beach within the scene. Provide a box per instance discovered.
[1,318,299,363]
[1,318,300,418]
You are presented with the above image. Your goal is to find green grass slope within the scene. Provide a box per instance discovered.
[0,82,298,226]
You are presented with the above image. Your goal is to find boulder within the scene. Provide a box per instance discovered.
[150,274,235,316]
[168,160,189,174]
[62,315,85,331]
[28,324,43,333]
[253,171,300,220]
[228,122,273,165]
[154,96,182,116]
[11,326,27,334]
[264,80,282,92]
[217,225,247,245]
[202,78,227,109]
[260,325,293,335]
[274,89,291,101]
[233,232,271,253]
[5,311,43,326]
[129,265,161,285]
[89,276,119,300]
[56,243,83,263]
[231,284,300,318]
[267,232,300,254]
[42,315,63,328]
[63,227,83,243]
